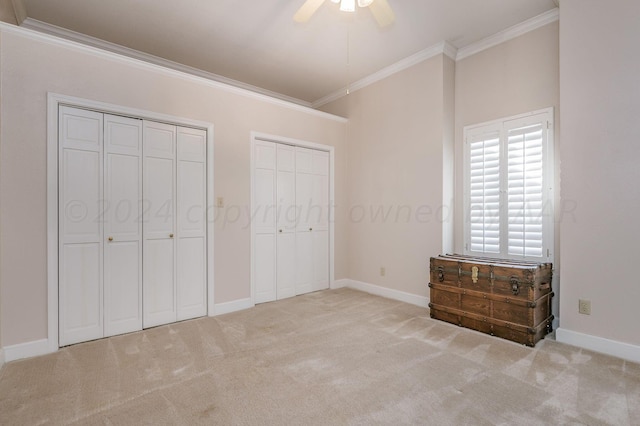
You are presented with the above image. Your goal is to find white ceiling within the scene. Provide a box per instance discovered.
[18,0,558,106]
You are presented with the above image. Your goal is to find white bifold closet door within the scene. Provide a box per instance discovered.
[276,144,297,300]
[59,106,207,346]
[59,107,105,346]
[143,122,207,328]
[175,127,208,321]
[253,141,329,304]
[142,121,177,328]
[253,141,277,303]
[103,114,143,337]
[59,107,143,346]
[295,147,329,295]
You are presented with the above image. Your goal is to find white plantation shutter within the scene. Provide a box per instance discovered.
[507,123,544,257]
[464,109,553,261]
[469,132,501,253]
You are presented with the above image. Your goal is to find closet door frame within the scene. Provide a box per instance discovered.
[47,93,215,352]
[250,132,336,306]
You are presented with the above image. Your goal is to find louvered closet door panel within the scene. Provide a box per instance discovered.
[104,115,143,337]
[176,127,207,320]
[276,144,296,300]
[254,141,277,303]
[59,106,104,346]
[143,121,177,328]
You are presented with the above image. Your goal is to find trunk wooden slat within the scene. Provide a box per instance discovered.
[429,254,553,347]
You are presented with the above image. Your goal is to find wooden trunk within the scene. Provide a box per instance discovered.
[429,254,554,347]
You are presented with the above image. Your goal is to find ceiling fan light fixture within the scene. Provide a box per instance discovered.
[339,0,356,12]
[294,0,394,25]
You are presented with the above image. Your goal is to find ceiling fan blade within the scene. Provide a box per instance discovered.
[294,0,327,23]
[369,0,395,27]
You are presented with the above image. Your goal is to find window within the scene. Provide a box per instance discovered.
[464,108,554,261]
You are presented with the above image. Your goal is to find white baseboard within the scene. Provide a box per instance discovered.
[4,338,54,363]
[331,279,349,289]
[213,298,254,316]
[343,279,429,308]
[556,328,640,364]
[3,298,254,362]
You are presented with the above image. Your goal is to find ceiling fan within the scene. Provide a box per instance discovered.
[294,0,395,28]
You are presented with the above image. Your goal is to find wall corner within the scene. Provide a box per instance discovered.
[441,55,456,254]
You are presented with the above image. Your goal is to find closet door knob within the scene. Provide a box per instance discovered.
[169,233,174,238]
[309,228,313,231]
[108,237,113,242]
[279,229,283,233]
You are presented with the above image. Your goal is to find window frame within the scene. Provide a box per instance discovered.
[463,107,555,262]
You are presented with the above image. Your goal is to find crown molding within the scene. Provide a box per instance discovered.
[442,41,458,61]
[312,41,457,108]
[15,6,559,113]
[4,20,347,122]
[456,8,559,61]
[19,18,316,109]
[312,7,558,108]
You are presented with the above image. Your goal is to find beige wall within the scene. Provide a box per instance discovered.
[442,56,455,254]
[322,24,559,302]
[454,21,560,320]
[0,31,3,354]
[321,24,560,301]
[559,0,640,346]
[0,0,17,25]
[323,54,454,297]
[0,29,347,347]
[454,21,560,252]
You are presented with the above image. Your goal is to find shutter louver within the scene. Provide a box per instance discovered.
[507,123,544,257]
[469,133,501,254]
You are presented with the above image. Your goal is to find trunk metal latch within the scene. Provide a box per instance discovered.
[510,276,520,295]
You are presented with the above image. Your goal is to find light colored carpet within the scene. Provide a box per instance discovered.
[0,288,638,425]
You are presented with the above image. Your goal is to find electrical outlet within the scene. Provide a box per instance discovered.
[578,299,591,315]
[380,267,386,277]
